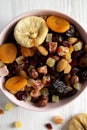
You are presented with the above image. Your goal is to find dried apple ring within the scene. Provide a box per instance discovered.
[5,76,27,94]
[0,43,17,63]
[46,15,70,33]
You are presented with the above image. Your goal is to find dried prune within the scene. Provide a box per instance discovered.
[49,79,68,98]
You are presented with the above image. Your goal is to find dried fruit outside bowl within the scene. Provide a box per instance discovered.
[0,10,87,111]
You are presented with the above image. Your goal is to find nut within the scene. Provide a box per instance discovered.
[53,116,63,124]
[71,75,79,84]
[57,46,69,56]
[29,68,39,79]
[30,89,41,97]
[68,37,78,44]
[37,45,48,56]
[37,65,47,75]
[37,96,48,107]
[56,58,68,72]
[32,79,44,90]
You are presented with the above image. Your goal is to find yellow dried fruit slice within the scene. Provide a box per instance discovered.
[14,121,22,128]
[46,15,70,33]
[0,43,17,63]
[5,103,13,111]
[5,76,27,94]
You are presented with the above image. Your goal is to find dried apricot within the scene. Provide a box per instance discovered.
[5,76,27,94]
[46,15,70,33]
[0,43,17,63]
[21,46,35,57]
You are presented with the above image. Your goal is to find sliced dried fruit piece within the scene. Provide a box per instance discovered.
[46,15,70,33]
[53,116,63,124]
[5,76,27,94]
[68,37,78,44]
[46,33,53,42]
[37,45,48,56]
[14,121,22,128]
[21,46,35,57]
[40,88,49,96]
[19,70,28,79]
[0,43,17,63]
[15,56,24,65]
[73,82,82,90]
[0,109,4,114]
[5,103,13,111]
[52,95,59,103]
[46,57,55,67]
[0,65,9,77]
[73,41,83,51]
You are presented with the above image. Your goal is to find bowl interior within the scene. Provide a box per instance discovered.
[0,10,87,111]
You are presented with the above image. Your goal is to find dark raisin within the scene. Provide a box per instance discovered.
[65,25,75,37]
[49,79,68,98]
[7,62,18,76]
[45,123,53,129]
[72,50,84,59]
[70,67,79,75]
[65,89,77,98]
[15,91,27,100]
[80,70,87,83]
[52,33,59,42]
[62,40,71,47]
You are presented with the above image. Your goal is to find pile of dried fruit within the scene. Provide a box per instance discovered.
[0,15,87,107]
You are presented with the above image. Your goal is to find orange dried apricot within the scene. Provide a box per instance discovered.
[0,43,17,63]
[5,76,27,94]
[46,15,70,33]
[21,46,35,57]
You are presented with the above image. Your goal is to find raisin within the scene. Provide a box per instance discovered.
[45,123,53,129]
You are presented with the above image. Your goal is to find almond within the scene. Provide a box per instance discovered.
[37,45,48,56]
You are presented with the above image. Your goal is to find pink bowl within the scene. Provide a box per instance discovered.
[0,10,87,111]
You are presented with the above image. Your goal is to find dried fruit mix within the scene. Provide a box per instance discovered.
[0,15,87,107]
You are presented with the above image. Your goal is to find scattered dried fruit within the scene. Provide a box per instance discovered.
[5,103,13,111]
[53,116,63,124]
[0,109,4,114]
[14,121,22,128]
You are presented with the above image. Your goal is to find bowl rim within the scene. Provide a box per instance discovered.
[0,9,87,111]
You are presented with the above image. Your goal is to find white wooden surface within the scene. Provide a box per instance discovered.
[0,0,87,130]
